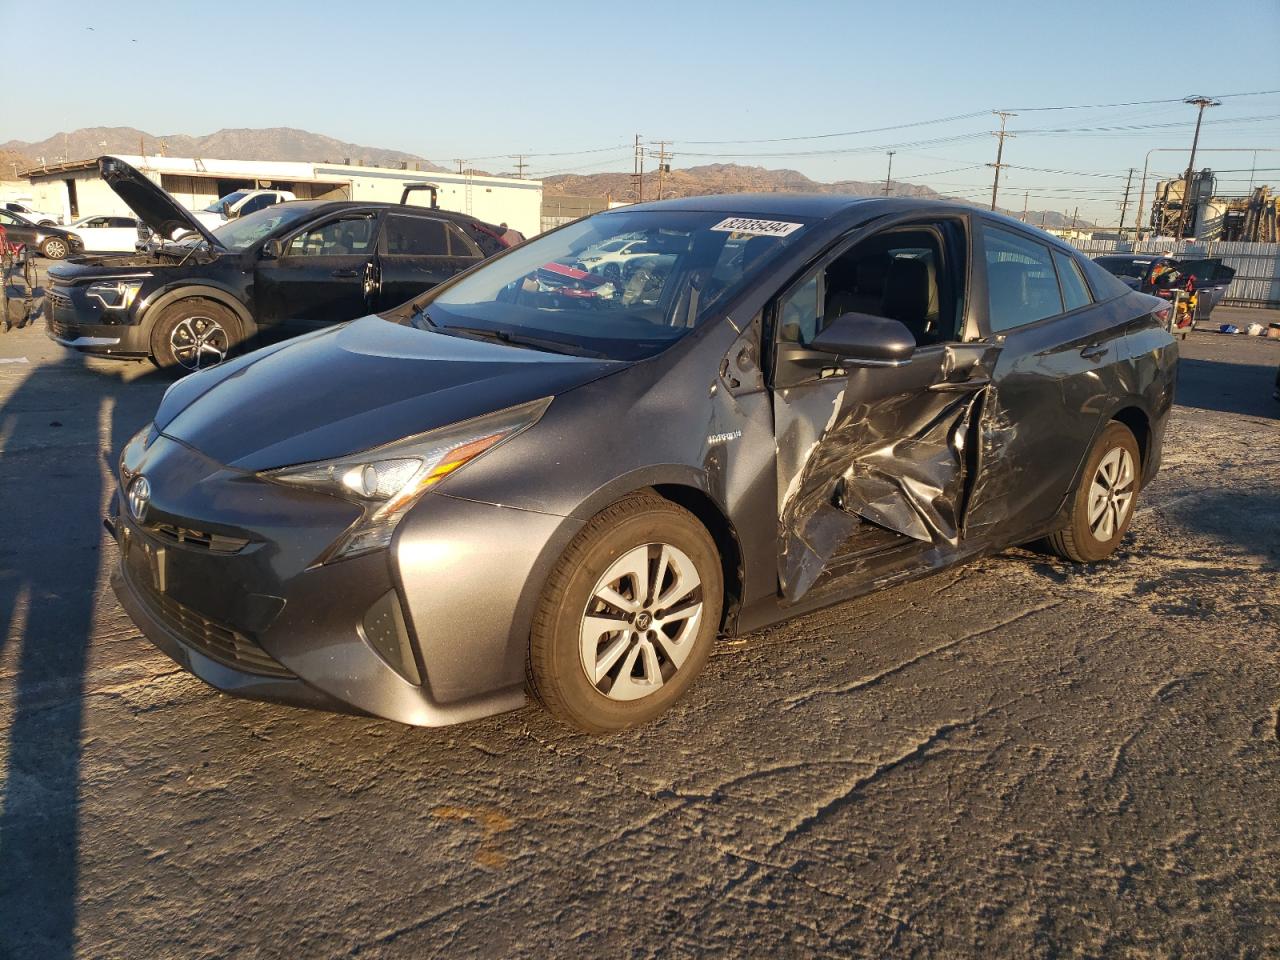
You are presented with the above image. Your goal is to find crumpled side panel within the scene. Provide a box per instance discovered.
[775,345,1002,602]
[958,384,1019,540]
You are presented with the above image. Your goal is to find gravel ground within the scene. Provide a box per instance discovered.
[1,267,1278,959]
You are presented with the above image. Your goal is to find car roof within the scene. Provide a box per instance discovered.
[273,199,494,226]
[617,193,881,219]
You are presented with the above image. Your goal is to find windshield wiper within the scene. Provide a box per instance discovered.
[434,323,607,359]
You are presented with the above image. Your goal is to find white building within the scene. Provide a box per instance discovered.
[21,154,543,237]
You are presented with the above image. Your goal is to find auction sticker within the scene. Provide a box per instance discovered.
[710,217,804,238]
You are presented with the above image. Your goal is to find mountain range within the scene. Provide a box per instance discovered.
[2,127,1090,227]
[544,164,1090,228]
[1,126,446,172]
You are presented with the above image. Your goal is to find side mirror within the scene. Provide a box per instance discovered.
[261,238,284,260]
[809,312,916,365]
[221,201,233,219]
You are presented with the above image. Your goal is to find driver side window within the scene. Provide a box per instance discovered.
[286,216,375,257]
[777,222,963,347]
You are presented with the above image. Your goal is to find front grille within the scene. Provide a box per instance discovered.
[47,290,72,310]
[48,316,79,340]
[149,522,249,555]
[135,576,291,678]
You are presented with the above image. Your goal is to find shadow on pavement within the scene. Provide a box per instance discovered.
[1176,356,1279,419]
[0,352,169,959]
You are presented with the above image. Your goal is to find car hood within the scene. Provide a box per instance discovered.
[99,155,223,248]
[156,315,623,471]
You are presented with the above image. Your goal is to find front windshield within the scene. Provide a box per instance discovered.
[204,190,249,213]
[415,210,809,361]
[211,203,316,251]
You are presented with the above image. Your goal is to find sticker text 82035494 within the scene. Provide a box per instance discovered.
[709,217,804,238]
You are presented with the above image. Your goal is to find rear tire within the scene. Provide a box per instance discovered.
[150,299,241,373]
[1046,421,1141,563]
[527,493,723,734]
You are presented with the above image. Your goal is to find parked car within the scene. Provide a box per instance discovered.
[0,209,83,259]
[576,235,660,280]
[1,199,61,225]
[106,194,1177,733]
[69,214,143,252]
[46,157,517,370]
[1093,253,1234,322]
[191,188,297,230]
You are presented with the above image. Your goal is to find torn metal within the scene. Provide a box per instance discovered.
[775,344,1003,601]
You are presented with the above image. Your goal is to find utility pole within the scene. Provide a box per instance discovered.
[511,155,528,179]
[883,150,895,196]
[988,110,1016,211]
[1174,95,1220,239]
[453,159,466,174]
[1021,191,1029,222]
[631,134,645,203]
[1070,207,1079,232]
[651,141,672,200]
[1117,167,1135,240]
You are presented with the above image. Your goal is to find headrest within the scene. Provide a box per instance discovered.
[881,256,931,322]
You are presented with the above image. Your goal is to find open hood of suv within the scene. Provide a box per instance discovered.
[99,156,223,248]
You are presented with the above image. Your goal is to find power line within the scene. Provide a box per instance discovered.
[1002,88,1280,111]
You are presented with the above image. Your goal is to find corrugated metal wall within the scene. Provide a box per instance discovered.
[1069,238,1280,308]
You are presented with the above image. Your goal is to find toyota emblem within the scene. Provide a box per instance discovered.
[127,475,151,523]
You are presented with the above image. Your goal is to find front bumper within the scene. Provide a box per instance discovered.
[46,283,150,356]
[107,431,582,726]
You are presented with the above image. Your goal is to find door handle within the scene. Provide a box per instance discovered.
[1080,343,1108,361]
[331,268,360,278]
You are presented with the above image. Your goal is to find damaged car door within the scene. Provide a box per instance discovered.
[770,218,996,601]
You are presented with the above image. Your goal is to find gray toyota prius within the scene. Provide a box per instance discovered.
[109,194,1177,733]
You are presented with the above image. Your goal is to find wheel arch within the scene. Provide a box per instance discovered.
[649,483,745,633]
[1110,404,1152,474]
[137,284,257,342]
[550,466,747,634]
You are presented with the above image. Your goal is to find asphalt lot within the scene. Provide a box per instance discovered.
[1,265,1278,958]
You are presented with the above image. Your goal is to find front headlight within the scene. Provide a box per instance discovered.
[261,397,552,563]
[86,280,144,310]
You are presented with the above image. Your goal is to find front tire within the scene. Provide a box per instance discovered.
[1047,421,1141,563]
[527,493,723,734]
[40,237,68,260]
[150,299,241,373]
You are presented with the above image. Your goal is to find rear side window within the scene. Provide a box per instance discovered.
[446,224,481,258]
[383,215,448,256]
[1053,250,1092,312]
[982,225,1063,332]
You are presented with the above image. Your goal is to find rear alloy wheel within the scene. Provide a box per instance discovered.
[527,493,723,733]
[1047,421,1141,562]
[40,237,68,260]
[151,299,240,373]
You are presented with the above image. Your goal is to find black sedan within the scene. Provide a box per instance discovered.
[46,157,519,370]
[0,208,83,260]
[108,194,1177,733]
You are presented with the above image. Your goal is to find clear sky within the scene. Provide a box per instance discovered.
[3,0,1278,221]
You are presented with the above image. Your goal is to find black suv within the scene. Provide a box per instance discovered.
[1093,253,1235,322]
[47,157,520,370]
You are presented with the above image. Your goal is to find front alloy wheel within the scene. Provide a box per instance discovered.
[41,237,68,260]
[169,314,230,371]
[580,543,704,701]
[528,493,722,733]
[151,299,240,373]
